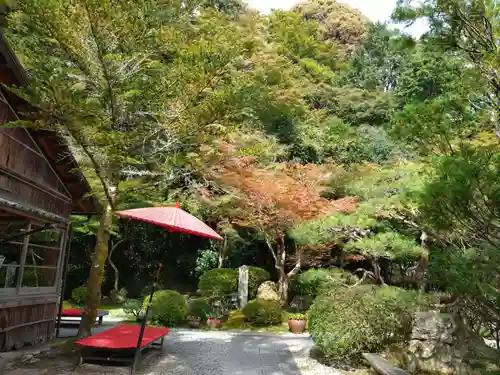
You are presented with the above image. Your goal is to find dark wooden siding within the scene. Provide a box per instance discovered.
[0,301,56,350]
[0,128,69,195]
[0,126,72,219]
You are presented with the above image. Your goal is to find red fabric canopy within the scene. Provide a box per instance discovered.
[75,325,170,349]
[60,308,108,317]
[113,203,223,241]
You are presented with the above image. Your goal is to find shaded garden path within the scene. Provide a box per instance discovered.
[5,330,340,375]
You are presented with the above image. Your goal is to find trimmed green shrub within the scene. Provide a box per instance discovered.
[71,286,88,306]
[198,268,238,297]
[122,299,143,318]
[145,290,188,326]
[291,268,357,298]
[243,298,282,326]
[308,285,430,365]
[248,266,271,298]
[188,298,212,320]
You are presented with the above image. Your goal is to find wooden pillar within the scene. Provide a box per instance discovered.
[15,222,31,293]
[56,224,72,338]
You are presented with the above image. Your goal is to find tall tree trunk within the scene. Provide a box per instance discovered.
[371,258,386,286]
[108,239,124,293]
[78,197,114,338]
[218,236,227,268]
[415,231,429,291]
[277,274,288,304]
[268,236,301,305]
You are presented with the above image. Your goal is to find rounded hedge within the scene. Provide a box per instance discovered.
[188,297,212,320]
[71,286,88,306]
[248,266,271,298]
[144,290,188,326]
[122,298,143,318]
[243,298,282,326]
[198,268,238,297]
[308,285,429,365]
[291,268,357,298]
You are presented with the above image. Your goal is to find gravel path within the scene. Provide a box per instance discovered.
[5,330,341,375]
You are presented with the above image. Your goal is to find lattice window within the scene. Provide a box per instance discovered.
[0,219,66,295]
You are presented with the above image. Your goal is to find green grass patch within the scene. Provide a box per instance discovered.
[217,310,294,333]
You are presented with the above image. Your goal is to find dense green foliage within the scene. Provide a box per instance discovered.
[198,268,238,297]
[309,286,430,365]
[146,290,188,326]
[197,266,269,298]
[247,266,271,298]
[242,299,283,326]
[290,268,356,298]
[188,298,212,320]
[71,286,88,306]
[122,299,143,318]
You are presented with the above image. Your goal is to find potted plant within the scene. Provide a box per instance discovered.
[188,315,201,329]
[288,313,307,334]
[206,315,222,329]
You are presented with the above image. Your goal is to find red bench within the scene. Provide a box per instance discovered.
[75,325,170,365]
[59,308,109,325]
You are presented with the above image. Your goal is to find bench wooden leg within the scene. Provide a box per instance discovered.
[151,336,165,349]
[77,349,84,366]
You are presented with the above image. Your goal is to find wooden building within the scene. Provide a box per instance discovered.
[0,32,99,351]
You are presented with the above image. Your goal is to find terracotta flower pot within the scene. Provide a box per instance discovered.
[206,318,221,328]
[288,319,307,334]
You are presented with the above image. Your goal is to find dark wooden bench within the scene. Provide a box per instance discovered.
[75,325,170,366]
[362,353,410,375]
[59,309,109,325]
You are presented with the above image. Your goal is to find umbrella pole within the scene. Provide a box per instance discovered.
[131,263,163,375]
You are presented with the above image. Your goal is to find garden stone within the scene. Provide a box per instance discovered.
[396,311,500,375]
[290,295,314,312]
[256,281,280,301]
[109,288,127,304]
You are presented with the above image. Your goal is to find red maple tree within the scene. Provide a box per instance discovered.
[212,159,356,303]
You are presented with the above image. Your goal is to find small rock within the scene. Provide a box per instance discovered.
[20,354,33,363]
[290,295,314,312]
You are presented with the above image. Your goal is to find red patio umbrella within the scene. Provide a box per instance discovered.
[114,202,223,240]
[113,202,223,374]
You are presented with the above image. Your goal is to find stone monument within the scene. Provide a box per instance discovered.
[238,265,249,309]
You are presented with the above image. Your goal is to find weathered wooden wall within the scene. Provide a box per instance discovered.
[0,32,96,352]
[0,301,57,350]
[0,127,72,218]
[0,114,71,351]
